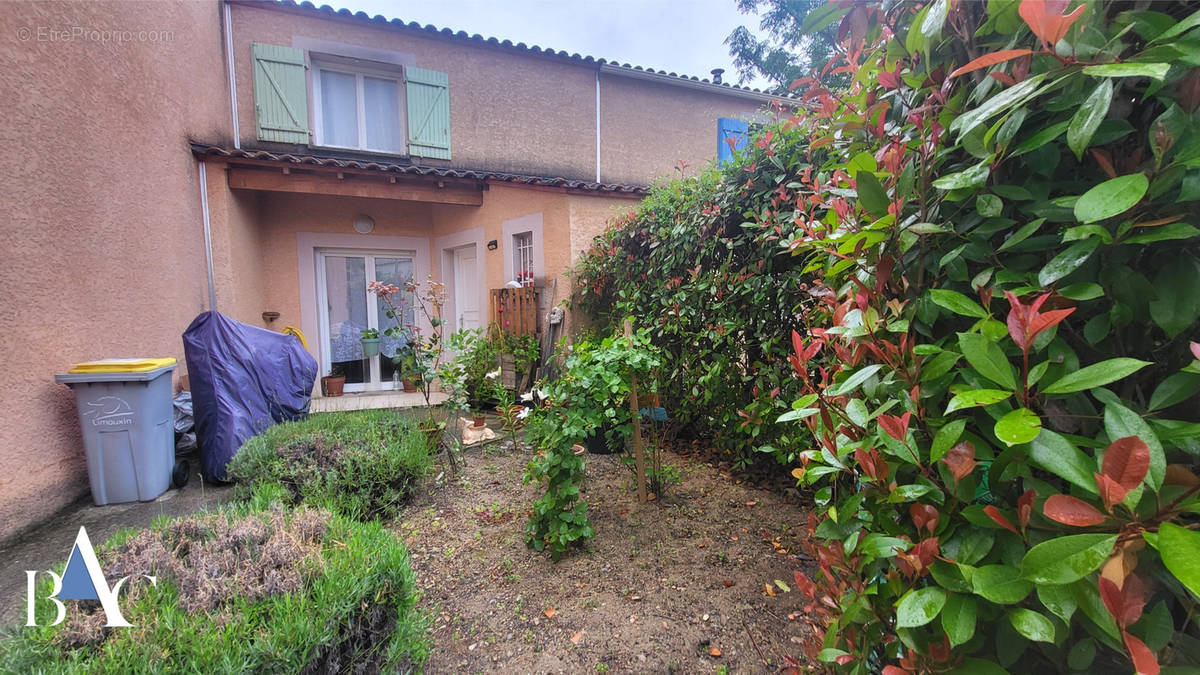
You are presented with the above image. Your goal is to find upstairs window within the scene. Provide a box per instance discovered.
[314,63,405,154]
[252,43,451,160]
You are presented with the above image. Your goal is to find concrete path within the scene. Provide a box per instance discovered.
[0,473,234,627]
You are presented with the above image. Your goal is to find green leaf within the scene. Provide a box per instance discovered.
[1008,608,1055,643]
[1082,62,1170,80]
[933,161,992,190]
[921,0,949,39]
[946,389,1012,414]
[1067,639,1097,671]
[896,586,948,627]
[1037,238,1100,286]
[1158,522,1200,599]
[777,408,819,422]
[826,364,884,397]
[1074,174,1149,223]
[1038,583,1077,623]
[1149,256,1200,338]
[958,333,1017,390]
[1124,222,1200,244]
[1040,358,1151,394]
[1067,79,1113,160]
[930,289,989,318]
[998,217,1046,251]
[951,74,1048,139]
[994,408,1042,446]
[855,170,890,219]
[942,594,978,647]
[972,564,1032,604]
[977,193,1003,217]
[1029,430,1098,494]
[1149,372,1200,411]
[1101,394,1165,490]
[1057,282,1104,300]
[932,419,967,462]
[1020,534,1117,585]
[1150,7,1200,43]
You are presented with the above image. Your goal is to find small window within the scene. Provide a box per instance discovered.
[513,232,534,286]
[313,62,405,154]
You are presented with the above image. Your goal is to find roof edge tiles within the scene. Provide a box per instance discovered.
[228,0,795,103]
[190,142,650,195]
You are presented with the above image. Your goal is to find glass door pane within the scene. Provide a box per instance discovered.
[374,256,415,386]
[323,255,369,386]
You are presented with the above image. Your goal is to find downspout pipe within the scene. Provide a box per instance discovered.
[595,68,601,183]
[223,1,240,149]
[198,161,217,311]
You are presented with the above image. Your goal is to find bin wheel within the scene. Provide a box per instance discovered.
[172,460,190,489]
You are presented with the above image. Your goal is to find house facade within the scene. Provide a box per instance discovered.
[0,0,785,541]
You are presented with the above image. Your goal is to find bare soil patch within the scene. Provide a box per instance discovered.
[401,442,817,673]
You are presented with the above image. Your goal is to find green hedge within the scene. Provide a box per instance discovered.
[228,410,432,521]
[2,485,428,673]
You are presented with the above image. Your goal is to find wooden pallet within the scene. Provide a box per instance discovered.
[489,287,539,336]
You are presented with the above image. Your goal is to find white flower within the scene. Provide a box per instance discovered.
[516,407,530,420]
[485,368,501,380]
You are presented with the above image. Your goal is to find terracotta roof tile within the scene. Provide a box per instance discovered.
[190,143,649,195]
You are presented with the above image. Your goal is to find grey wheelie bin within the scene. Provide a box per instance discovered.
[55,358,178,505]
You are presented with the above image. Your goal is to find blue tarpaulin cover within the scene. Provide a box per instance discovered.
[182,312,317,481]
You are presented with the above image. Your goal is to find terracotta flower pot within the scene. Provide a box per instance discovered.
[402,378,417,393]
[321,375,345,397]
[472,416,486,428]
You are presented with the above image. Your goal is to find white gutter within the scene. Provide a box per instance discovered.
[595,69,601,183]
[598,63,791,106]
[223,1,241,149]
[198,161,217,310]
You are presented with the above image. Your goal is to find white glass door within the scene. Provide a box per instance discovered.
[453,245,481,331]
[317,250,415,392]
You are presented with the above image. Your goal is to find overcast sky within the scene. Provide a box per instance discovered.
[330,0,772,90]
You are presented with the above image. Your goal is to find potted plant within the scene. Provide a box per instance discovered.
[320,364,346,397]
[393,346,419,392]
[360,328,380,357]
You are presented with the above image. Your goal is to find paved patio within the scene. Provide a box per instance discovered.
[310,390,447,413]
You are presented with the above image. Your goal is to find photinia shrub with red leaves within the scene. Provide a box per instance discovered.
[573,0,1200,672]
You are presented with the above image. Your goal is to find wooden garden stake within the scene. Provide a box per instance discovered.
[625,319,648,503]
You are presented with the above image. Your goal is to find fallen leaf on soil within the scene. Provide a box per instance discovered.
[746,500,758,506]
[709,647,722,658]
[647,493,657,501]
[544,607,556,619]
[764,583,777,597]
[618,509,629,515]
[697,542,706,548]
[723,579,734,587]
[570,631,584,645]
[775,579,791,592]
[630,595,642,601]
[787,613,797,620]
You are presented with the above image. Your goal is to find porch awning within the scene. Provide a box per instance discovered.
[191,142,648,205]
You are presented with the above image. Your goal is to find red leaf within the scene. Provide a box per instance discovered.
[882,667,910,675]
[1107,574,1148,628]
[1019,0,1087,48]
[1103,437,1151,491]
[1028,307,1075,340]
[1044,494,1107,526]
[878,412,912,442]
[941,441,976,481]
[1096,473,1130,512]
[1191,341,1200,362]
[948,49,1034,79]
[855,448,878,480]
[793,570,816,599]
[910,503,939,535]
[1091,149,1117,179]
[983,505,1021,536]
[1017,488,1036,531]
[1122,630,1160,675]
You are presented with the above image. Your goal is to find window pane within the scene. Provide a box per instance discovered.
[320,70,358,147]
[374,256,415,361]
[513,232,534,285]
[363,76,402,153]
[324,255,368,384]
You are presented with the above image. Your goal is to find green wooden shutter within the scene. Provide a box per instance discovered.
[406,67,451,160]
[252,43,309,144]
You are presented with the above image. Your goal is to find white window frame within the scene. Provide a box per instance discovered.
[501,213,544,288]
[512,231,534,286]
[315,248,416,392]
[310,55,408,155]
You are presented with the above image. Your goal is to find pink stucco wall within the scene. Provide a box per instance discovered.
[0,1,231,540]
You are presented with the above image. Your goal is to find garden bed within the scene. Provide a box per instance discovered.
[400,443,817,673]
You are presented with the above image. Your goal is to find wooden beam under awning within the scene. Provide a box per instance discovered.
[226,167,484,206]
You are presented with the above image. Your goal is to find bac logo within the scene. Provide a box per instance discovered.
[26,526,156,627]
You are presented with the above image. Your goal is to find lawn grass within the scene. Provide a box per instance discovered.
[228,410,433,522]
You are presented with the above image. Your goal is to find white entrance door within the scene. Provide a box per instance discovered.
[453,245,481,331]
[317,250,415,392]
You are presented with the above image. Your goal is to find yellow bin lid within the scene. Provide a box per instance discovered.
[68,358,177,374]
